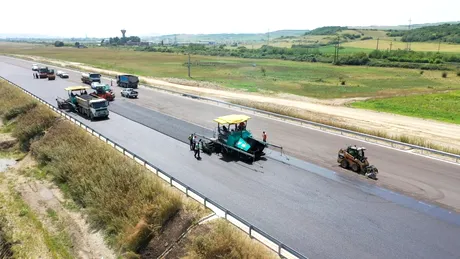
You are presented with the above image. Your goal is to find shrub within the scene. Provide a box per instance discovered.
[442,72,448,78]
[420,70,424,75]
[457,71,460,76]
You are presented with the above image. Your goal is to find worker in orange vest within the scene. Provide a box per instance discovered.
[262,131,267,142]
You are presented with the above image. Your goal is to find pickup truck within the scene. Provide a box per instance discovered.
[120,88,138,98]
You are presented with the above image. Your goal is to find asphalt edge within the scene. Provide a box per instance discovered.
[7,54,459,165]
[0,76,309,259]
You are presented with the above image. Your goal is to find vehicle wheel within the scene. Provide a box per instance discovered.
[351,163,360,173]
[90,113,94,121]
[340,159,348,169]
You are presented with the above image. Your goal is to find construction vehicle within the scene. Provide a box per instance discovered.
[33,67,49,79]
[197,114,267,162]
[81,72,101,84]
[337,145,378,179]
[92,86,115,101]
[116,74,139,88]
[47,69,56,80]
[56,86,109,121]
[90,83,115,101]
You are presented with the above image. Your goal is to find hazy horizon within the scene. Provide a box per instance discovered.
[1,0,459,38]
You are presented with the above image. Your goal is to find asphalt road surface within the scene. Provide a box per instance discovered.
[3,56,460,214]
[2,57,460,259]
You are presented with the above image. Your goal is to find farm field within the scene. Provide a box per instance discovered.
[2,42,460,100]
[351,90,460,125]
[342,39,460,53]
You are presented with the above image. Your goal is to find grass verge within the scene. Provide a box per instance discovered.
[183,219,278,259]
[0,80,279,257]
[229,99,460,156]
[0,175,73,258]
[351,90,460,125]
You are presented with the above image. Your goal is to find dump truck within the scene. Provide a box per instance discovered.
[197,114,268,163]
[81,72,102,84]
[116,74,139,88]
[337,145,378,179]
[56,86,109,121]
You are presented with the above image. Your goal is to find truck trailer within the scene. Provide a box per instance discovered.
[116,74,139,88]
[81,72,102,84]
[56,86,109,121]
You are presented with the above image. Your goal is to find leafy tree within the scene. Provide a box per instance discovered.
[54,41,64,47]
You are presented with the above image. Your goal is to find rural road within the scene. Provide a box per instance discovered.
[1,57,460,259]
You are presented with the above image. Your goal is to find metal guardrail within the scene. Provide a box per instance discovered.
[17,56,460,163]
[0,76,309,259]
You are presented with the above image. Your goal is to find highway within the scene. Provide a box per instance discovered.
[2,57,460,259]
[3,57,460,213]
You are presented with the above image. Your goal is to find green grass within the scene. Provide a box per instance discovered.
[0,178,73,259]
[2,43,460,99]
[351,90,460,124]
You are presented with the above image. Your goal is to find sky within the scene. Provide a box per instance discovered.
[1,0,459,38]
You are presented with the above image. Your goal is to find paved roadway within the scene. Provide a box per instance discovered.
[5,56,460,213]
[2,58,460,259]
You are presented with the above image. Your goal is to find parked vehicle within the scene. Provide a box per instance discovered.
[91,85,115,101]
[32,64,39,71]
[47,69,56,80]
[56,70,69,78]
[56,86,109,121]
[121,88,138,98]
[33,67,49,79]
[81,72,101,84]
[116,74,139,88]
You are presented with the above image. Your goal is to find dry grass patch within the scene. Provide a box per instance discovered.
[183,219,278,259]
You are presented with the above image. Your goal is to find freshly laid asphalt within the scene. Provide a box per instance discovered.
[1,58,460,259]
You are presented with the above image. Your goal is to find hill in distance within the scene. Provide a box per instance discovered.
[142,30,310,43]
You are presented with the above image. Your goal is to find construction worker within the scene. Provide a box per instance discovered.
[188,134,194,150]
[262,131,267,142]
[194,139,201,159]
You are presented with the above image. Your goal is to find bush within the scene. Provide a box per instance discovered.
[457,71,460,76]
[185,219,277,259]
[442,72,448,78]
[420,70,424,75]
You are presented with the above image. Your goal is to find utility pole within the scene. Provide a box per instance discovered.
[390,41,393,52]
[267,29,270,46]
[376,38,380,50]
[438,40,441,53]
[406,18,412,51]
[187,53,191,78]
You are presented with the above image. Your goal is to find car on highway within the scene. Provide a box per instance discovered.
[120,88,138,98]
[32,64,39,71]
[33,67,49,79]
[56,70,69,78]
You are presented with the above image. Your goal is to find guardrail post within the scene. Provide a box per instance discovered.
[249,225,253,238]
[170,177,173,186]
[185,186,189,197]
[278,243,282,256]
[204,197,208,207]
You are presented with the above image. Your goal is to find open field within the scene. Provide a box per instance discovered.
[351,90,460,124]
[2,42,460,99]
[343,39,460,53]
